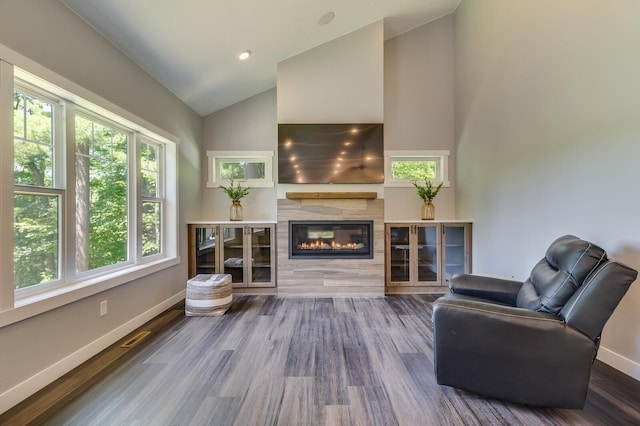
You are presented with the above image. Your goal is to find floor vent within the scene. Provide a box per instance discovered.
[120,331,151,348]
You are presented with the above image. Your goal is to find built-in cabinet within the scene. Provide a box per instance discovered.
[385,222,472,293]
[188,222,276,289]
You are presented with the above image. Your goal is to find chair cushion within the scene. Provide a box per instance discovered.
[516,235,606,314]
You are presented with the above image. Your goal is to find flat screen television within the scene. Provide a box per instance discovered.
[278,123,384,184]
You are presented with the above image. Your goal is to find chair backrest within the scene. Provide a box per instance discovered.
[516,235,607,314]
[560,260,637,341]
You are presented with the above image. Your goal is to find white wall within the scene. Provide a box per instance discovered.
[276,21,385,198]
[0,0,201,412]
[455,0,640,379]
[384,15,457,220]
[277,21,384,124]
[201,88,278,221]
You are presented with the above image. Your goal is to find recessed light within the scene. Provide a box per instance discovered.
[238,50,251,60]
[318,11,335,26]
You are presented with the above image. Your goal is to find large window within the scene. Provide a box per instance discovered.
[2,64,178,308]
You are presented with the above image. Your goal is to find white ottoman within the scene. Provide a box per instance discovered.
[185,274,233,316]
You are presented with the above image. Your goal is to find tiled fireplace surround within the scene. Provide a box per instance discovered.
[277,198,385,297]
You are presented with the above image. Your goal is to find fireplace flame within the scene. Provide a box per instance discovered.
[298,240,364,250]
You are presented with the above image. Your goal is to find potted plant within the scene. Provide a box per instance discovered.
[219,179,250,221]
[412,179,443,220]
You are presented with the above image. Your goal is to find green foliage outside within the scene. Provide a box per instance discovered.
[13,91,58,288]
[141,142,161,257]
[220,161,265,180]
[13,90,160,289]
[391,160,436,181]
[13,194,59,288]
[74,115,128,273]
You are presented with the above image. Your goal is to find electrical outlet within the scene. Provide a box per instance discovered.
[100,300,108,316]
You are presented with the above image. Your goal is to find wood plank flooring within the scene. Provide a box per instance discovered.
[29,296,640,425]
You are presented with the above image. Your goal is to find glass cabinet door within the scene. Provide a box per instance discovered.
[416,225,439,284]
[388,225,411,284]
[221,225,245,286]
[443,224,469,283]
[249,226,273,286]
[194,226,218,275]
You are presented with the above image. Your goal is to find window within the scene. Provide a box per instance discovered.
[13,83,62,290]
[74,113,129,273]
[206,151,274,188]
[384,150,450,187]
[140,138,163,258]
[2,63,178,311]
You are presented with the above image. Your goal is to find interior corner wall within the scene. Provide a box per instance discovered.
[201,88,278,221]
[454,0,640,379]
[0,0,202,412]
[383,15,456,221]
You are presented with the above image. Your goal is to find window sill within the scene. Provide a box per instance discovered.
[384,180,451,188]
[0,256,180,329]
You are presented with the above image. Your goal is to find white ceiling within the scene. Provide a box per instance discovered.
[60,0,460,116]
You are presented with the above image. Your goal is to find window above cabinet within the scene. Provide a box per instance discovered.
[384,150,450,187]
[206,150,274,188]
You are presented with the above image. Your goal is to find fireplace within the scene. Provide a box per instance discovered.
[289,220,373,259]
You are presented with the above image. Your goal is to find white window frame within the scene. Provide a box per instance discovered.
[137,136,165,261]
[12,81,66,295]
[206,150,274,188]
[384,150,451,187]
[71,108,135,280]
[0,56,179,325]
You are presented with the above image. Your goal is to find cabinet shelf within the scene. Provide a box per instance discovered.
[385,223,471,293]
[188,223,276,289]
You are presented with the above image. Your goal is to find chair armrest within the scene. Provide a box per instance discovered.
[432,297,597,408]
[449,273,523,305]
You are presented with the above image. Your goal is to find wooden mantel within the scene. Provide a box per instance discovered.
[286,192,378,200]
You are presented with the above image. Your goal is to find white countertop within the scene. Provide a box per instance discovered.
[384,219,473,224]
[188,220,277,225]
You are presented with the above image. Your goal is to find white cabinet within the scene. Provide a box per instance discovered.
[385,222,471,293]
[188,223,276,289]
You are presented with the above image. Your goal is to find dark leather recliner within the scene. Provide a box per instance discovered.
[432,235,637,408]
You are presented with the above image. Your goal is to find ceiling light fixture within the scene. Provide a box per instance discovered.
[318,11,335,26]
[238,50,251,60]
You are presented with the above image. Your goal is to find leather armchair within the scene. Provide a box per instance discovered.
[432,235,637,408]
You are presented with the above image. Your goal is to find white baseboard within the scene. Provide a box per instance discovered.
[0,290,185,415]
[597,346,640,381]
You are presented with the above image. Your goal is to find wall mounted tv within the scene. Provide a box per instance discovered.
[278,123,384,184]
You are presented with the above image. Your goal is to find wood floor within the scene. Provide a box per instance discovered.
[20,296,640,425]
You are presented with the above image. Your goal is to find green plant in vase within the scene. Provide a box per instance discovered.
[412,179,443,220]
[219,179,250,221]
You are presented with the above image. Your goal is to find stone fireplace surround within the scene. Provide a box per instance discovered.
[277,197,385,297]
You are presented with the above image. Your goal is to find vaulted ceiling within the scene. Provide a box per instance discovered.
[60,0,460,116]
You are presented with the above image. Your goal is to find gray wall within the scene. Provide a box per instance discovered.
[0,0,201,409]
[201,88,277,221]
[454,0,640,378]
[276,21,385,199]
[384,14,456,220]
[202,18,459,221]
